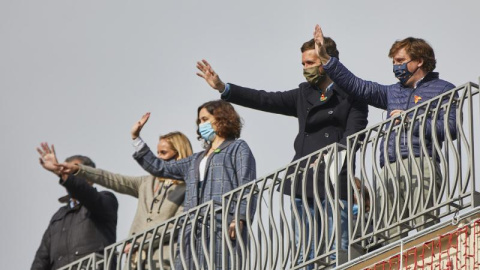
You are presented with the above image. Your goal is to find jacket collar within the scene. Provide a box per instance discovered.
[193,138,236,183]
[305,83,341,106]
[415,72,439,89]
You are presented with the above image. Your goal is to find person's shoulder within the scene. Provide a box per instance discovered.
[98,190,118,201]
[50,205,68,221]
[231,139,253,153]
[298,82,312,90]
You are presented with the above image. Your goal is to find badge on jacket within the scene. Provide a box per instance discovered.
[414,95,422,104]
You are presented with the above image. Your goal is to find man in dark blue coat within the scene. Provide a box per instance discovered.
[313,24,456,243]
[196,38,368,268]
[31,143,118,270]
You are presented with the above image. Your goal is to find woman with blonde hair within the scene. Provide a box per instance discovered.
[58,131,193,269]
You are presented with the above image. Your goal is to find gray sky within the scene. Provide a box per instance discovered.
[1,1,479,269]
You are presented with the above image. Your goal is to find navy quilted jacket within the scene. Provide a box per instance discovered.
[324,57,456,166]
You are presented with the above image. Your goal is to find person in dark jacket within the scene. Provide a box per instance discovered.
[313,24,456,243]
[31,143,118,270]
[196,38,368,268]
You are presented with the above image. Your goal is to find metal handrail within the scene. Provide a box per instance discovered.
[63,80,480,270]
[346,82,480,256]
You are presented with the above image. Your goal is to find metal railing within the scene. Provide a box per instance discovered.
[58,253,103,270]
[62,80,480,270]
[346,82,480,257]
[103,201,220,270]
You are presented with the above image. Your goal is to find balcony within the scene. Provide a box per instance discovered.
[60,80,480,269]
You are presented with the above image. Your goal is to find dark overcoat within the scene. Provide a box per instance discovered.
[223,82,368,200]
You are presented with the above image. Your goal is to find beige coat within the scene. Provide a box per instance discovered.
[75,164,185,268]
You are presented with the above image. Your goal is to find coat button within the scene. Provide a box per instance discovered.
[75,251,79,255]
[62,227,66,232]
[58,256,63,261]
[325,133,329,138]
[304,132,308,136]
[328,110,334,114]
[153,199,159,203]
[147,218,152,223]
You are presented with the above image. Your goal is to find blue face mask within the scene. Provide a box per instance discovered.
[352,204,359,216]
[199,122,216,142]
[393,60,417,85]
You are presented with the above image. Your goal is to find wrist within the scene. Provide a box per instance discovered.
[216,82,226,92]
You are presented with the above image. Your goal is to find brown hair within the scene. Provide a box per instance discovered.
[388,37,436,73]
[301,37,340,60]
[159,131,193,160]
[196,100,243,140]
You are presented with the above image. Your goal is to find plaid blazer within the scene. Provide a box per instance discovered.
[133,139,256,218]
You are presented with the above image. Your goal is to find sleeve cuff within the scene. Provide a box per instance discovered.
[132,137,146,152]
[221,83,231,98]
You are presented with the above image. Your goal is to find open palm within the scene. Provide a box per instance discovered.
[37,142,60,174]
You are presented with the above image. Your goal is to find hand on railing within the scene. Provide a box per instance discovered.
[228,219,244,240]
[390,109,410,126]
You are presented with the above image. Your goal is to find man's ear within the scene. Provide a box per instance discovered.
[417,58,424,68]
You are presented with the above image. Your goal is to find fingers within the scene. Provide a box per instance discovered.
[41,142,50,154]
[389,110,403,117]
[314,24,324,44]
[139,112,150,126]
[196,59,215,77]
[123,243,132,254]
[51,144,56,156]
[36,147,44,157]
[229,222,236,239]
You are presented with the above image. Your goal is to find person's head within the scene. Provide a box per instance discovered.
[388,37,436,87]
[64,155,95,185]
[196,100,242,142]
[157,131,193,161]
[301,37,339,86]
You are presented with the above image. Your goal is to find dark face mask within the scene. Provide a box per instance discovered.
[393,60,418,85]
[303,65,326,86]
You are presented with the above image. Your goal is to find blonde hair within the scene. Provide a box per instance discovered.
[160,131,193,160]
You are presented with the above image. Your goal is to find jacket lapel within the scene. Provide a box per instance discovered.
[196,139,235,205]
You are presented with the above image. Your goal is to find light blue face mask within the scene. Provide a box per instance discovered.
[199,122,216,142]
[352,204,359,216]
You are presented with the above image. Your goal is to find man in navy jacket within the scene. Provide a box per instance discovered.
[196,38,368,267]
[313,24,456,243]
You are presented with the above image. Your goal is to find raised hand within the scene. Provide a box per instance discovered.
[131,112,150,140]
[314,24,331,64]
[196,59,226,92]
[37,142,61,175]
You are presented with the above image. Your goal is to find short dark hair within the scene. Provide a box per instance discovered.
[65,155,96,168]
[388,37,436,73]
[301,37,340,60]
[196,100,243,140]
